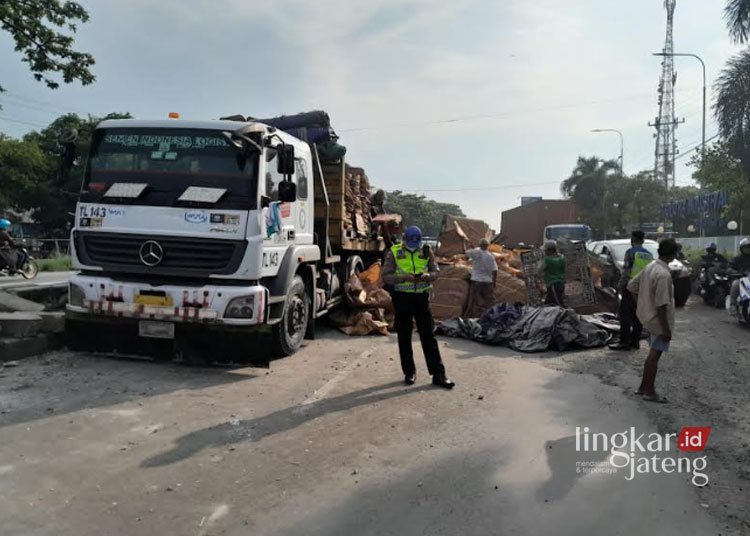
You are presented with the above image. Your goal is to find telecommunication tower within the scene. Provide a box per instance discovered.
[649,0,684,188]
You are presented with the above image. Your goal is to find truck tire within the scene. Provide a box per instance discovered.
[271,276,309,357]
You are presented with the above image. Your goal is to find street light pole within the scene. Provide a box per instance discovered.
[653,52,706,160]
[591,128,624,176]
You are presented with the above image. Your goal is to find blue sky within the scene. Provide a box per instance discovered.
[0,0,742,230]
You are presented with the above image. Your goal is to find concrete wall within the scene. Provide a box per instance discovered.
[679,235,749,254]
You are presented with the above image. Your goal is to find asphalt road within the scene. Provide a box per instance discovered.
[0,271,75,291]
[0,299,747,535]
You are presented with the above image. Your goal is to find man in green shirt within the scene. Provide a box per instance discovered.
[539,240,566,307]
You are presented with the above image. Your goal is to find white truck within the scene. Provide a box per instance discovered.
[63,117,389,365]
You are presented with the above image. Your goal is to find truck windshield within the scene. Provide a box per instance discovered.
[82,128,259,209]
[545,226,592,242]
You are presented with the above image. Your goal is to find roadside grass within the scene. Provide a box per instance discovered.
[38,256,73,272]
[682,245,703,268]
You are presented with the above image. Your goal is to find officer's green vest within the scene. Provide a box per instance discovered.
[392,244,432,293]
[631,251,654,278]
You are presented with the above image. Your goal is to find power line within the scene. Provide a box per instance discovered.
[1,91,88,115]
[338,89,693,133]
[0,115,48,128]
[397,180,561,193]
[0,98,71,116]
[673,133,720,162]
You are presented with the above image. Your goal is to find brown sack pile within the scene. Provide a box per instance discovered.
[332,262,394,335]
[494,270,528,305]
[437,215,493,257]
[345,166,372,238]
[430,264,472,320]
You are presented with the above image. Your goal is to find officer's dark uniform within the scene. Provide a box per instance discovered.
[382,243,452,386]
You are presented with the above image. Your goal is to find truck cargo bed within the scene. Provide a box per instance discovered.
[313,158,385,254]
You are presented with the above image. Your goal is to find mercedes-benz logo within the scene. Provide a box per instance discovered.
[139,240,164,267]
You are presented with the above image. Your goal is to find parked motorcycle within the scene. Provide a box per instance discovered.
[726,271,750,324]
[697,263,732,308]
[0,246,39,280]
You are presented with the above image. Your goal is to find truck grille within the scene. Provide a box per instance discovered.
[76,232,246,276]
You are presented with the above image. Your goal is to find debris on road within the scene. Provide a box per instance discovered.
[437,304,612,352]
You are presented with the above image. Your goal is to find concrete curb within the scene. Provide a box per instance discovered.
[0,334,64,362]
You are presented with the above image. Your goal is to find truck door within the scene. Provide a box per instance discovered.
[264,152,293,245]
[294,158,313,245]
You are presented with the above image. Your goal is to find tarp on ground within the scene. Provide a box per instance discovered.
[436,303,612,352]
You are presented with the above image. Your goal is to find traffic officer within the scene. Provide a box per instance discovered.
[382,225,455,389]
[610,230,653,350]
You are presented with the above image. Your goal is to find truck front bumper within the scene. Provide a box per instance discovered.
[65,274,269,326]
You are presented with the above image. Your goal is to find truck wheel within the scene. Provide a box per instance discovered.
[271,276,309,357]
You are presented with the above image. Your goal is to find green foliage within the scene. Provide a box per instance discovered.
[560,156,658,238]
[689,139,750,230]
[0,0,95,93]
[0,112,132,237]
[725,0,750,44]
[682,246,705,269]
[38,255,72,272]
[715,49,750,177]
[384,191,465,236]
[0,134,51,208]
[559,156,705,238]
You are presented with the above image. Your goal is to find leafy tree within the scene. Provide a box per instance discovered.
[714,49,750,179]
[689,139,750,232]
[626,172,669,227]
[0,134,51,208]
[0,112,131,237]
[384,191,465,237]
[560,156,619,238]
[0,0,95,93]
[725,0,750,43]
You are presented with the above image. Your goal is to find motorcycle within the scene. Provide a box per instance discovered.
[0,246,39,280]
[697,263,732,308]
[726,271,750,324]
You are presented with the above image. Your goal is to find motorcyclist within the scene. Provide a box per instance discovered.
[0,218,18,273]
[728,238,750,311]
[700,242,728,287]
[701,243,727,266]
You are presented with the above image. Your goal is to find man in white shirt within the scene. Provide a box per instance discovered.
[465,238,498,317]
[627,238,678,403]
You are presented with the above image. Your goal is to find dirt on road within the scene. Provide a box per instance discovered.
[0,299,747,535]
[524,298,750,534]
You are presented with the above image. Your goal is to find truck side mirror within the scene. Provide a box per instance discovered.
[278,181,296,203]
[277,144,295,176]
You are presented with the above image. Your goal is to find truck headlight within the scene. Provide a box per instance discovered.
[224,296,255,319]
[69,283,85,307]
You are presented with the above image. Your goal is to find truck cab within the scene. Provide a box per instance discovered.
[543,224,592,244]
[64,118,381,364]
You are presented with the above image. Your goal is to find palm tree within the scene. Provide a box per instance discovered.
[561,157,618,238]
[714,48,750,177]
[725,0,750,43]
